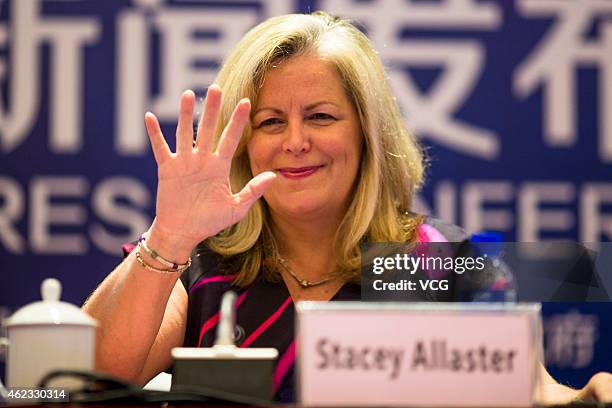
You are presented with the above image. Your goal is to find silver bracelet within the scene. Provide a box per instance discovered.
[138,234,191,270]
[135,242,191,274]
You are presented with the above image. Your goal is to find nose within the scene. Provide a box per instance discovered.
[282,119,311,155]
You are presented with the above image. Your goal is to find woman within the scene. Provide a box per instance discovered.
[83,11,611,403]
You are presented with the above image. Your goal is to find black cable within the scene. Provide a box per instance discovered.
[37,369,272,405]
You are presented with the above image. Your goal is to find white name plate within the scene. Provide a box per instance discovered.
[296,302,542,407]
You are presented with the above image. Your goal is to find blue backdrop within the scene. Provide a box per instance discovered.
[1,0,610,387]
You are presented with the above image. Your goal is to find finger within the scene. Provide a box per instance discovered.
[144,112,171,164]
[176,90,196,154]
[235,171,276,208]
[195,84,222,153]
[590,373,612,402]
[217,98,250,159]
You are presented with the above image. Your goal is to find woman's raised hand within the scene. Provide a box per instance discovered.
[144,86,276,258]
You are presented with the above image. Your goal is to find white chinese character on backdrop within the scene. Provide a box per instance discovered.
[545,310,599,369]
[0,0,100,154]
[514,0,612,163]
[320,0,502,160]
[116,0,292,155]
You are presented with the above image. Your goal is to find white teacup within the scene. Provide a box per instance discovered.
[4,279,97,389]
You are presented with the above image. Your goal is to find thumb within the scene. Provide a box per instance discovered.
[235,171,276,208]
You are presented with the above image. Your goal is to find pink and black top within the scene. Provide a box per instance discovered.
[122,217,511,402]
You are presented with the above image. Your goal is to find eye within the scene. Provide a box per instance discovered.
[308,113,336,123]
[257,118,284,128]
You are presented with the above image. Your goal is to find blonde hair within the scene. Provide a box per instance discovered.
[206,11,424,286]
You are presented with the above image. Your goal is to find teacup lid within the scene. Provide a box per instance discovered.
[6,278,97,327]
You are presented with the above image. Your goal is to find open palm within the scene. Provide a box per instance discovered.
[145,86,275,250]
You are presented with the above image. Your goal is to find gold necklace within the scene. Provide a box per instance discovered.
[276,256,335,288]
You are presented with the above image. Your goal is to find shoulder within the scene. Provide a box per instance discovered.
[417,215,468,243]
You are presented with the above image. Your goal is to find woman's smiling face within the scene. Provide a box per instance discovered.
[247,54,362,221]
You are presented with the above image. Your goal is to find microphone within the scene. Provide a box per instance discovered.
[171,291,279,401]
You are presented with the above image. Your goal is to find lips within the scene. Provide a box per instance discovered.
[277,165,323,179]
